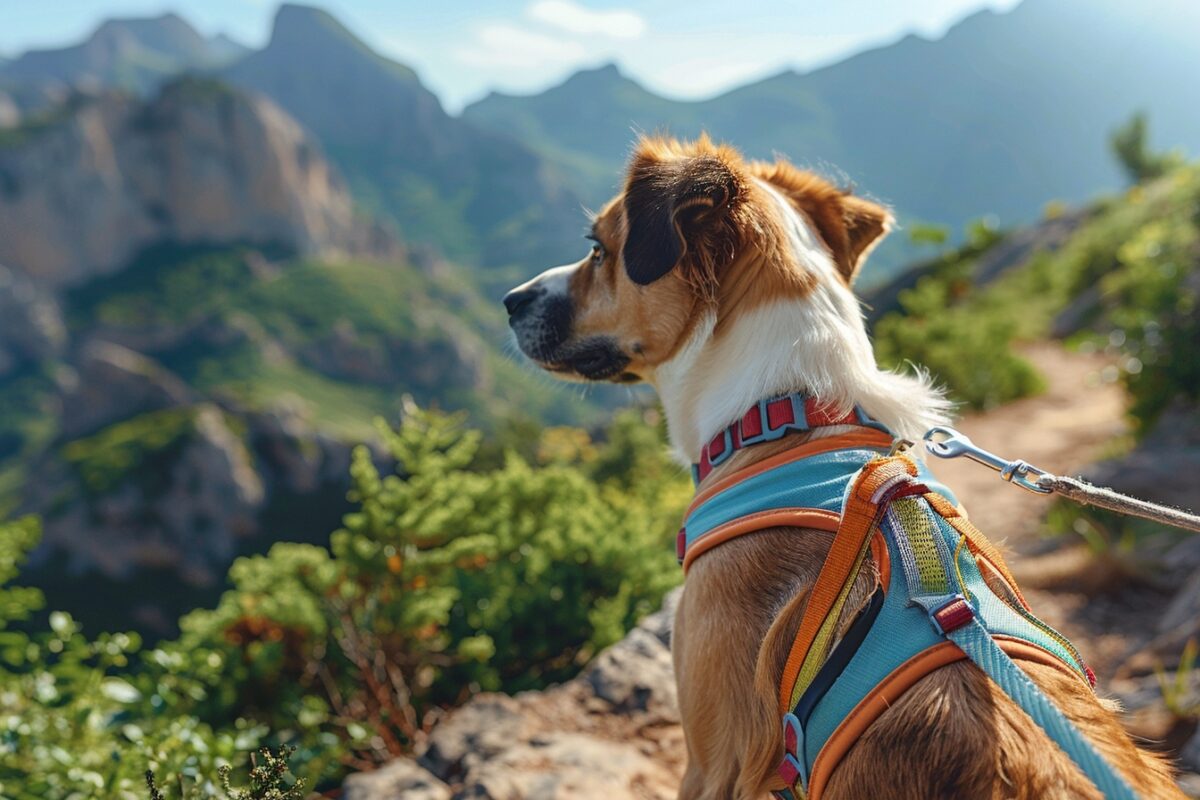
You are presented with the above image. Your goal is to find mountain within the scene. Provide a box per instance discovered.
[0,77,381,289]
[0,76,602,633]
[464,0,1200,283]
[0,13,247,98]
[222,4,587,285]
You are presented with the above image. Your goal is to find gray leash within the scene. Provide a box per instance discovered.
[922,426,1200,535]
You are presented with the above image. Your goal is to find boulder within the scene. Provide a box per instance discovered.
[583,627,677,718]
[387,588,686,798]
[455,733,677,800]
[342,758,451,800]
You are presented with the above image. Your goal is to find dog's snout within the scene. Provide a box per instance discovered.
[503,286,539,317]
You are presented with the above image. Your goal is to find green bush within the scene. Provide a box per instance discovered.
[0,516,267,800]
[171,406,684,774]
[1,406,686,795]
[873,221,1045,410]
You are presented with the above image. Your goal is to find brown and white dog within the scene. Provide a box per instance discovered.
[504,135,1184,800]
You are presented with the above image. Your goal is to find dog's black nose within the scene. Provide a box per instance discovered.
[503,287,538,317]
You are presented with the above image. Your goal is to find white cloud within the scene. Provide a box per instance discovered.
[527,0,646,39]
[454,22,587,70]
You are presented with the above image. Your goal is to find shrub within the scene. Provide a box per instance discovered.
[0,516,265,800]
[1,406,687,794]
[172,407,683,772]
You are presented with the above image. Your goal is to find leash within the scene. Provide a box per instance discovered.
[924,426,1200,534]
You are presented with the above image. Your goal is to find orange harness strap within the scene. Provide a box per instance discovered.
[777,457,918,712]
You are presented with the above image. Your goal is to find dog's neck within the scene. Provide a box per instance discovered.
[650,179,951,467]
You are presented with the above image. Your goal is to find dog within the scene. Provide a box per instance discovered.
[504,135,1184,799]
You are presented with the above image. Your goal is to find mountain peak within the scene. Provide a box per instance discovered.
[270,4,362,49]
[261,3,418,82]
[90,12,209,56]
[547,61,648,97]
[566,62,625,84]
[2,11,242,94]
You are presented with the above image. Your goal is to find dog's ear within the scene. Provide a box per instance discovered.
[622,152,738,286]
[836,195,893,285]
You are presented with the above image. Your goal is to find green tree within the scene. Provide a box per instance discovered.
[1110,112,1183,184]
[171,406,684,773]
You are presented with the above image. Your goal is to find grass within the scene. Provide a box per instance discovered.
[65,241,606,440]
[195,350,399,442]
[1156,639,1200,721]
[61,407,199,496]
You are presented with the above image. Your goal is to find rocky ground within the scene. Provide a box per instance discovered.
[342,344,1200,799]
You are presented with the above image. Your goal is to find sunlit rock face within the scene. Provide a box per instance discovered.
[0,78,367,290]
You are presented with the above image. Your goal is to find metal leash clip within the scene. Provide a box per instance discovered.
[922,426,1052,494]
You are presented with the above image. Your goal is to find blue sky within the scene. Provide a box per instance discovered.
[1,0,1022,111]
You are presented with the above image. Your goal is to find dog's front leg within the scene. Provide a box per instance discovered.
[673,572,785,800]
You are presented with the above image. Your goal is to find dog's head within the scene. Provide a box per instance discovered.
[504,134,892,386]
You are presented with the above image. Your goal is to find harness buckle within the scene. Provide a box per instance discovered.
[928,594,975,635]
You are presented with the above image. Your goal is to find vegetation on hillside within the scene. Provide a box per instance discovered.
[63,244,570,431]
[0,407,686,797]
[874,124,1198,424]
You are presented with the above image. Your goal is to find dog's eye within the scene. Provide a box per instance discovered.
[587,239,606,265]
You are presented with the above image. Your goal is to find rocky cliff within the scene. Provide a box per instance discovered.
[0,78,380,289]
[222,4,587,278]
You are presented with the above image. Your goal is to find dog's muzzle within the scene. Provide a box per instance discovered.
[503,281,572,362]
[504,275,631,381]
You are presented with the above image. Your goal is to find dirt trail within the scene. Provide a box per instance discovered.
[924,342,1127,549]
[923,342,1136,673]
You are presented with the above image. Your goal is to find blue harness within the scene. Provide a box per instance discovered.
[681,397,1137,800]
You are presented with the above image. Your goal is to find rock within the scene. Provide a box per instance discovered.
[866,208,1089,323]
[0,78,385,289]
[60,340,193,438]
[393,591,687,799]
[456,733,678,800]
[0,264,66,375]
[583,627,677,718]
[298,318,488,396]
[31,403,264,585]
[342,758,450,800]
[0,91,19,128]
[639,586,680,646]
[421,696,533,780]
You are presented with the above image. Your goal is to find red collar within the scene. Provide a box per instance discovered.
[692,392,891,484]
